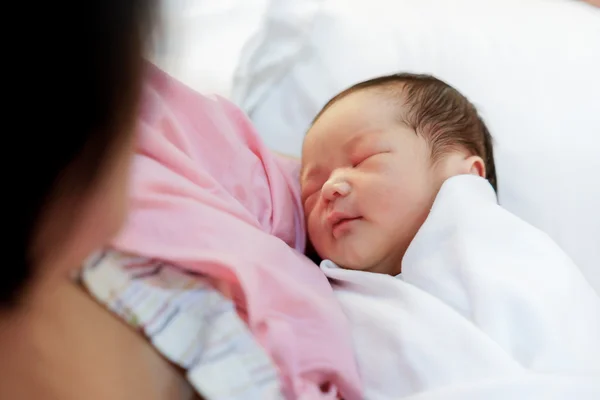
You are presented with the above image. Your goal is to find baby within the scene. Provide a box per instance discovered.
[300,73,497,276]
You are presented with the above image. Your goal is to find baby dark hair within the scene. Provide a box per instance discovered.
[313,73,498,192]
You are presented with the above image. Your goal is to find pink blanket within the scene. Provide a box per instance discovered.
[112,64,362,400]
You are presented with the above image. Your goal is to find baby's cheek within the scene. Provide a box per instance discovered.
[367,183,405,212]
[307,216,328,255]
[306,215,319,245]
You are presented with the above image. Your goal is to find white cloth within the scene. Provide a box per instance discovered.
[239,0,600,296]
[82,251,284,400]
[321,175,600,400]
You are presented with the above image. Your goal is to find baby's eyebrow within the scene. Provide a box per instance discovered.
[343,130,386,153]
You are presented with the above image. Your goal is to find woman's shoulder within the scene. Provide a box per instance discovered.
[0,279,198,399]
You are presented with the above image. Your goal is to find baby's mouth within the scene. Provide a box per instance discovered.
[330,216,362,238]
[332,217,360,229]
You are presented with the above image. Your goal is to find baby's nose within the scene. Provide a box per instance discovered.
[322,177,351,201]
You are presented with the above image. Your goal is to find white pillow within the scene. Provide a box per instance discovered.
[235,0,600,294]
[150,0,269,97]
[150,0,322,97]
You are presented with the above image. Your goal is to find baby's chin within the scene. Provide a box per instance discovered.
[323,250,375,272]
[307,235,385,272]
[325,248,401,275]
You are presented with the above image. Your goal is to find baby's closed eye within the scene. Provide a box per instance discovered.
[352,151,391,169]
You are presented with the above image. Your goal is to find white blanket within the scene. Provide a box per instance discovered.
[321,175,600,400]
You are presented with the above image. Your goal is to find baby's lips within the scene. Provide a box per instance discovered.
[326,209,360,227]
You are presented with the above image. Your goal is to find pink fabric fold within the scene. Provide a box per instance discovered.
[112,64,362,400]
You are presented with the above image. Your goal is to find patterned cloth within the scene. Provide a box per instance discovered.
[81,250,284,400]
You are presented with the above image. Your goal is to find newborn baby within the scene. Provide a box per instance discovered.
[300,73,497,275]
[300,74,600,399]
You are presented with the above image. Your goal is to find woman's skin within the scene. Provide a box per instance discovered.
[0,279,200,399]
[0,80,202,400]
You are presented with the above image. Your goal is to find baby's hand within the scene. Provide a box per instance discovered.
[583,0,600,7]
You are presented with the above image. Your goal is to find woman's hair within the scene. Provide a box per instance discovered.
[3,0,157,308]
[313,73,497,192]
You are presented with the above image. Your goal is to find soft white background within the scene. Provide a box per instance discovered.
[150,0,600,295]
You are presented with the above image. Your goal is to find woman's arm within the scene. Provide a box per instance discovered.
[0,279,200,399]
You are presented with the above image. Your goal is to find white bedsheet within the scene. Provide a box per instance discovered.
[237,0,600,297]
[321,175,600,399]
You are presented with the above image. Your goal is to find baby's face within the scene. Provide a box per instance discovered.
[301,90,446,275]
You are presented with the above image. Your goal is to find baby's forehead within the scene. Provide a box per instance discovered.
[316,87,405,125]
[301,85,419,173]
[307,92,409,148]
[319,89,409,134]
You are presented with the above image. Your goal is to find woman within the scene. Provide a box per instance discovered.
[0,0,362,398]
[0,0,198,398]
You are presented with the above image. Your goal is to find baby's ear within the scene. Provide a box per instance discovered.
[467,155,486,179]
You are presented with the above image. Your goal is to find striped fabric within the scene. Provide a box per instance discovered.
[81,250,284,400]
